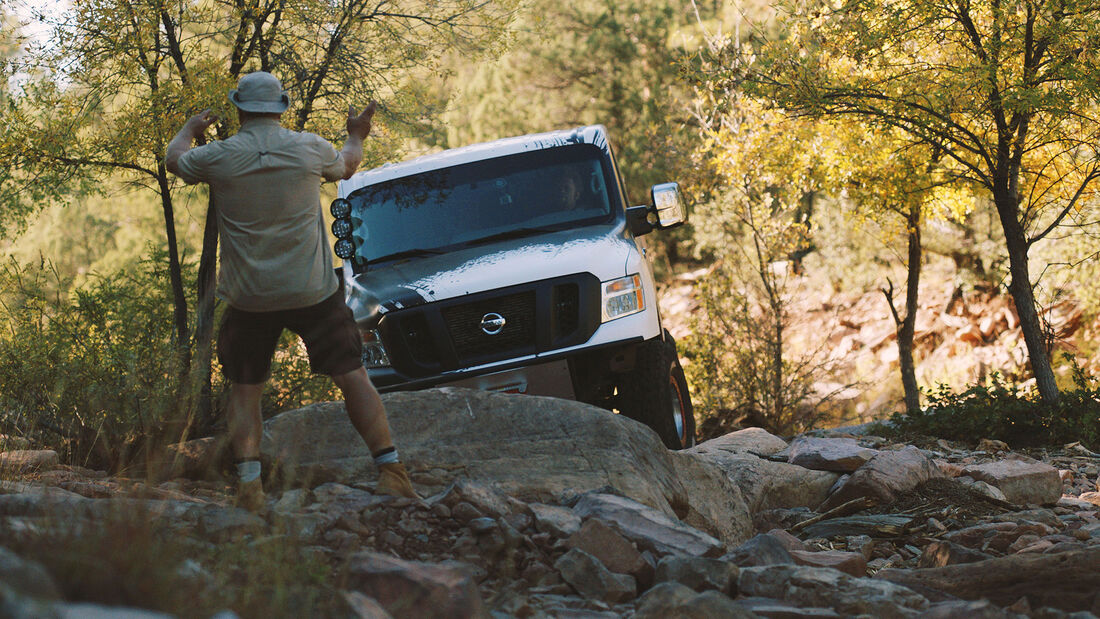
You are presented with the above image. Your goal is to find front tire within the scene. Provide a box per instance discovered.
[618,335,696,450]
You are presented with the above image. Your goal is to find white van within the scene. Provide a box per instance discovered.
[330,125,695,449]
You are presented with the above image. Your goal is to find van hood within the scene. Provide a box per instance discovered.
[344,222,634,325]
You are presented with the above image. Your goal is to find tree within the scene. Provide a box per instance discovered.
[684,90,846,433]
[444,0,708,220]
[725,0,1100,404]
[2,0,515,433]
[837,134,973,414]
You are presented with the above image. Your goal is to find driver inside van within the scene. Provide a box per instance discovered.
[557,169,584,211]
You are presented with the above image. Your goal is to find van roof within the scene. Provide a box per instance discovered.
[339,125,611,197]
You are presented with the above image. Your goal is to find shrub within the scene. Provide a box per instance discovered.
[884,361,1100,448]
[0,255,185,470]
[681,261,838,437]
[0,254,339,471]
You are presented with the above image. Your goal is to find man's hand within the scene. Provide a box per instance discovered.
[185,108,219,139]
[166,108,218,177]
[346,101,377,141]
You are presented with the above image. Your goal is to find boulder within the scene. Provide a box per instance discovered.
[918,541,994,567]
[528,503,582,538]
[342,591,395,619]
[564,519,649,579]
[787,437,878,472]
[693,428,789,457]
[961,459,1063,506]
[685,448,838,513]
[553,548,636,603]
[633,582,754,619]
[0,450,59,474]
[721,533,796,568]
[572,493,724,558]
[0,546,61,600]
[789,550,867,577]
[820,446,944,510]
[259,389,753,545]
[343,551,487,619]
[654,556,739,595]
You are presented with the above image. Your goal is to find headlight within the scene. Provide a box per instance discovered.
[361,329,391,368]
[601,274,645,322]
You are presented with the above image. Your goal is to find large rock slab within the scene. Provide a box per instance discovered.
[820,446,944,511]
[787,437,878,473]
[260,389,753,545]
[961,458,1062,506]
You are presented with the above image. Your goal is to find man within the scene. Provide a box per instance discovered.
[165,71,418,511]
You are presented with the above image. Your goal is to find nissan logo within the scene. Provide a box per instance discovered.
[480,312,506,335]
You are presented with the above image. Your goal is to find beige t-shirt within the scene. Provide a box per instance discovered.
[176,118,347,311]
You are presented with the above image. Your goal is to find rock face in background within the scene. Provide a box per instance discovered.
[1,393,1099,618]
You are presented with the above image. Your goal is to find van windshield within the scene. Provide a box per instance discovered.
[345,143,617,264]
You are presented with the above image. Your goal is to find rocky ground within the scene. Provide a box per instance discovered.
[1,388,1099,618]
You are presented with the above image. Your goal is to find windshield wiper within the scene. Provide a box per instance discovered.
[370,247,446,263]
[467,226,562,246]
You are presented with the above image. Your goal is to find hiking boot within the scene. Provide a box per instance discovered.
[375,462,420,499]
[235,478,266,512]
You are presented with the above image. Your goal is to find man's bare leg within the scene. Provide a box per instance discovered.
[226,382,265,459]
[332,367,417,498]
[226,381,266,510]
[332,366,393,452]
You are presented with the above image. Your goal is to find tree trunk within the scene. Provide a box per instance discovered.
[992,191,1060,404]
[191,195,219,437]
[876,547,1100,613]
[155,167,190,372]
[898,204,921,414]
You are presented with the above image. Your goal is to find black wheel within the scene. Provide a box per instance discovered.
[618,334,696,450]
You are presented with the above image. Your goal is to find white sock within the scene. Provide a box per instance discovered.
[236,459,261,483]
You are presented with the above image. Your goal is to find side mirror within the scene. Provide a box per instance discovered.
[651,182,686,229]
[626,205,655,236]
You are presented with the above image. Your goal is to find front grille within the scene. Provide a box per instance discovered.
[442,291,536,361]
[552,283,580,341]
[398,313,438,366]
[376,273,600,377]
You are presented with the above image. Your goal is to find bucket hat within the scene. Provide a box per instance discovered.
[229,71,290,114]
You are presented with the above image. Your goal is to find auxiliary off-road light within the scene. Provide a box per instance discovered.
[601,274,645,322]
[330,199,356,259]
[331,218,352,238]
[334,238,355,259]
[361,328,391,368]
[330,198,351,219]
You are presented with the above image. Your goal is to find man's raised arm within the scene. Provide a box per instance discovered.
[165,109,218,176]
[340,101,377,180]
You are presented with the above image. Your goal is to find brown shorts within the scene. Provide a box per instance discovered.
[217,291,363,384]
